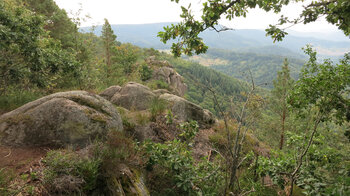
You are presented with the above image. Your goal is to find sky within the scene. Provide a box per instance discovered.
[54,0,341,33]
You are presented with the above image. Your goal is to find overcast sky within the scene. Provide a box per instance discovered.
[54,0,341,33]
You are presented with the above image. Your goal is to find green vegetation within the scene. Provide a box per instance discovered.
[140,63,153,81]
[200,48,304,88]
[142,121,224,195]
[163,55,250,115]
[43,149,101,194]
[0,0,349,195]
[42,130,142,195]
[150,97,167,121]
[0,168,15,195]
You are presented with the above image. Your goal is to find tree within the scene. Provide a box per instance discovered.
[23,0,77,49]
[259,46,350,196]
[101,18,117,76]
[160,0,350,57]
[271,59,294,149]
[0,0,80,93]
[113,43,138,75]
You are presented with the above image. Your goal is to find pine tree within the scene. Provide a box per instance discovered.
[271,59,294,150]
[101,18,117,76]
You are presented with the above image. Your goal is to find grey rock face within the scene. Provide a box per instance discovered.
[152,89,170,96]
[145,56,171,67]
[99,85,121,100]
[111,82,156,111]
[159,93,215,127]
[0,91,123,147]
[153,67,188,97]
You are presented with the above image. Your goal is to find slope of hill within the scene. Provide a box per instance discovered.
[159,54,250,115]
[187,49,305,88]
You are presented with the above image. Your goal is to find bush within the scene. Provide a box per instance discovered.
[42,130,141,195]
[140,64,153,81]
[43,149,101,194]
[179,121,199,145]
[147,80,170,90]
[142,138,224,195]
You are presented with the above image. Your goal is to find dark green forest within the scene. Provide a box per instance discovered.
[0,0,349,196]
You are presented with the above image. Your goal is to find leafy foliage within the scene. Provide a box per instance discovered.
[179,121,199,144]
[0,0,80,91]
[257,48,350,196]
[139,63,153,81]
[290,46,350,124]
[142,121,224,195]
[160,0,350,56]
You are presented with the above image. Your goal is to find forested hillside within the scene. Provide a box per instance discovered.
[188,48,306,88]
[0,0,349,196]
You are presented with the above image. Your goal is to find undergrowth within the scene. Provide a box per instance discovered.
[150,97,167,121]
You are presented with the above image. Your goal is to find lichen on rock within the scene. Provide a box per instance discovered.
[0,91,123,147]
[111,82,156,111]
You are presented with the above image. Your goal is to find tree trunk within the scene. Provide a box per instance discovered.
[279,109,286,150]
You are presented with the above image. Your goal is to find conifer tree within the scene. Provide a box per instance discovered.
[101,18,117,76]
[271,59,294,149]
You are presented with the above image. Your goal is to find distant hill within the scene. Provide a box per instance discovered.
[186,48,305,88]
[81,22,350,59]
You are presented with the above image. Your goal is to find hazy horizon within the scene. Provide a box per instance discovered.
[54,0,347,34]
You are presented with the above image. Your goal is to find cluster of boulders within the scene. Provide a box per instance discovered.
[100,82,214,126]
[0,62,214,148]
[0,60,217,196]
[145,56,188,97]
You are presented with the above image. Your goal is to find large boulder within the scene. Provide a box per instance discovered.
[159,93,215,127]
[0,91,123,147]
[153,67,187,97]
[99,85,121,100]
[111,82,156,111]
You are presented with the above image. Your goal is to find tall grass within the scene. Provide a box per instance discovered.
[0,87,44,113]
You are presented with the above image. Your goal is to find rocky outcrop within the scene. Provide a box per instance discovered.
[0,91,123,147]
[153,67,187,97]
[111,82,156,111]
[145,56,171,67]
[152,89,170,96]
[99,85,121,100]
[159,93,215,127]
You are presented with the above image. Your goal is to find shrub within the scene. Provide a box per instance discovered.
[142,139,224,195]
[43,149,101,194]
[140,64,153,81]
[165,109,174,124]
[147,80,170,90]
[150,97,167,121]
[178,121,199,145]
[142,120,224,195]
